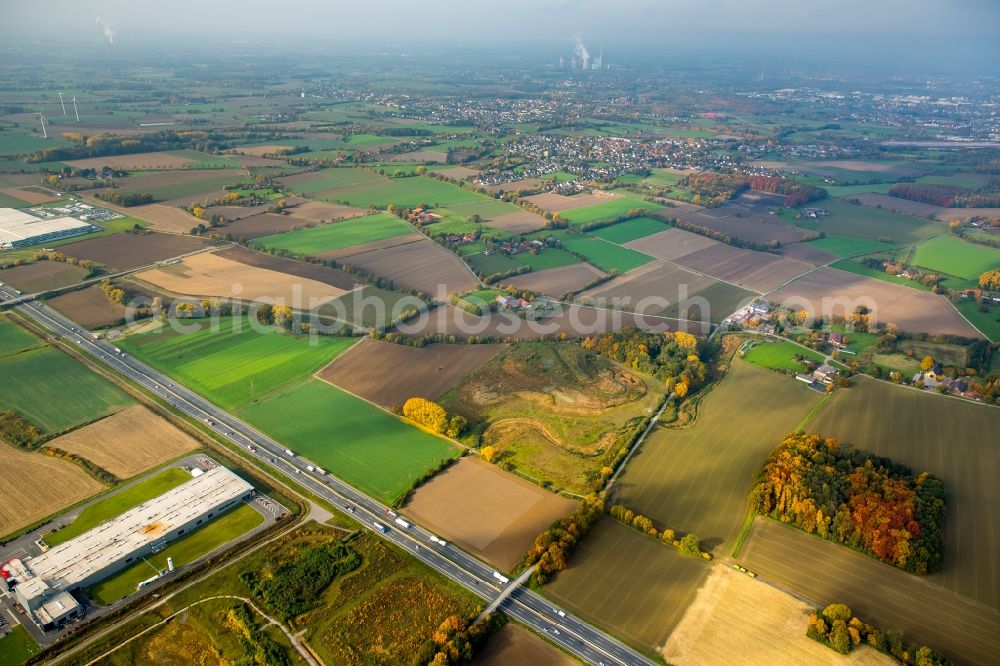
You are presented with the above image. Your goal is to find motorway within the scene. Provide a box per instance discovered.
[0,286,655,666]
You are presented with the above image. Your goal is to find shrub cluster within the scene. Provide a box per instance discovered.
[807,602,949,664]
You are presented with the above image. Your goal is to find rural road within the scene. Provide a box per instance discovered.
[1,285,656,666]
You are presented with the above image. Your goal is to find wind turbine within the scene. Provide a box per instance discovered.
[36,112,48,139]
[71,96,80,123]
[58,92,67,115]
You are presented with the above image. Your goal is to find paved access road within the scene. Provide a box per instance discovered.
[1,288,654,666]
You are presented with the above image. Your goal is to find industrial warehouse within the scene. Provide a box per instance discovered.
[0,467,254,631]
[0,207,98,249]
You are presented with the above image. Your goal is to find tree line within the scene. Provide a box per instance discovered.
[808,602,949,665]
[520,493,605,585]
[608,504,710,558]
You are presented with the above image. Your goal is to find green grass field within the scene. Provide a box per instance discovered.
[252,212,413,255]
[0,190,32,207]
[166,150,241,169]
[0,626,39,666]
[617,359,819,554]
[0,346,134,434]
[0,129,70,157]
[114,173,244,203]
[45,468,192,546]
[590,216,670,244]
[466,252,520,276]
[545,518,710,656]
[811,199,944,245]
[805,234,893,257]
[558,236,653,273]
[439,198,521,220]
[955,298,1000,342]
[911,236,1000,286]
[284,168,383,195]
[742,340,826,372]
[559,196,663,227]
[512,248,581,271]
[118,317,355,411]
[240,380,458,504]
[89,503,264,605]
[0,317,42,357]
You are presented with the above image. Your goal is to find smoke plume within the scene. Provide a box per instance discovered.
[96,16,114,44]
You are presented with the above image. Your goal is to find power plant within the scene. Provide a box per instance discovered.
[560,37,605,70]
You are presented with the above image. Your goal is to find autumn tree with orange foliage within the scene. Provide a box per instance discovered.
[749,433,945,574]
[523,494,605,585]
[581,327,711,392]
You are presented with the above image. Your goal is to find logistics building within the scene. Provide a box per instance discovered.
[0,208,97,249]
[0,466,254,631]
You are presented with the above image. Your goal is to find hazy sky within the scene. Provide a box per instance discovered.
[2,0,998,68]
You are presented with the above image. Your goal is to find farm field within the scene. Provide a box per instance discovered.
[220,212,301,239]
[512,247,581,271]
[546,517,711,656]
[287,200,368,223]
[616,359,819,553]
[742,340,826,372]
[558,196,664,227]
[663,564,894,666]
[804,234,893,257]
[134,251,348,307]
[65,151,206,170]
[955,298,1000,342]
[439,197,522,220]
[315,173,484,209]
[0,128,70,156]
[779,242,838,266]
[319,284,426,328]
[0,260,88,293]
[522,192,619,213]
[484,209,548,234]
[89,503,265,605]
[119,316,354,411]
[442,343,665,495]
[623,227,717,262]
[252,212,413,254]
[558,236,653,273]
[666,198,808,246]
[466,251,520,277]
[0,441,106,538]
[402,457,576,570]
[107,170,246,205]
[768,267,980,337]
[215,245,360,291]
[45,467,193,546]
[476,624,577,666]
[590,216,671,244]
[57,231,208,270]
[331,235,479,296]
[0,316,41,356]
[46,405,200,479]
[46,285,129,329]
[125,203,201,233]
[739,519,1000,666]
[846,192,944,217]
[828,258,934,292]
[505,262,607,297]
[810,199,944,245]
[911,236,1000,287]
[316,338,503,410]
[241,379,459,503]
[803,377,1000,610]
[0,345,134,434]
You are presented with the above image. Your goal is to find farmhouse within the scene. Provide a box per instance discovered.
[813,364,839,384]
[0,208,98,249]
[0,466,253,631]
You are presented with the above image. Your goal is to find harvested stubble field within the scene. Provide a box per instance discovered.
[779,242,839,266]
[316,338,503,410]
[804,377,1000,610]
[395,303,711,341]
[616,359,819,554]
[0,186,58,204]
[476,624,577,666]
[221,212,302,239]
[46,285,130,329]
[664,199,809,245]
[0,260,88,293]
[768,267,981,337]
[47,405,199,479]
[505,262,607,297]
[402,457,576,570]
[0,441,105,538]
[442,342,665,494]
[65,151,198,170]
[134,251,348,307]
[126,203,201,233]
[216,245,360,291]
[624,227,718,261]
[740,519,1000,666]
[934,207,1000,222]
[662,564,894,666]
[521,191,616,213]
[483,209,548,234]
[58,231,209,270]
[316,232,423,261]
[845,193,944,217]
[665,243,812,293]
[545,517,711,656]
[332,236,479,296]
[389,149,446,163]
[433,166,480,179]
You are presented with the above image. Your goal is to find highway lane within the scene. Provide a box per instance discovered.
[2,289,655,666]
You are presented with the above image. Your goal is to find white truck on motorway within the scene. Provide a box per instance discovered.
[429,535,448,546]
[372,521,388,533]
[394,517,410,529]
[284,449,295,457]
[492,571,510,585]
